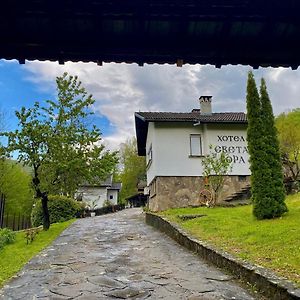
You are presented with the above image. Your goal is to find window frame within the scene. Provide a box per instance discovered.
[147,144,153,168]
[189,134,203,157]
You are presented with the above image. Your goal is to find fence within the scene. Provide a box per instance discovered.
[0,194,32,231]
[0,193,5,228]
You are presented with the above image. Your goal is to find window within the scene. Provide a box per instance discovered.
[109,195,113,200]
[149,178,156,198]
[190,134,202,156]
[238,175,247,182]
[147,145,153,166]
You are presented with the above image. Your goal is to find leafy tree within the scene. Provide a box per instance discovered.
[201,145,232,205]
[275,109,300,185]
[118,138,146,203]
[246,72,287,219]
[0,160,33,216]
[2,73,118,230]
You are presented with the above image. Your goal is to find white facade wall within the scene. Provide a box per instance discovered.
[107,190,118,205]
[77,186,108,208]
[146,121,250,184]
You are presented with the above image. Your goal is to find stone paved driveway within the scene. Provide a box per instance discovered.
[0,208,257,300]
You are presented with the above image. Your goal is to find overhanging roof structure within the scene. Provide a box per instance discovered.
[1,1,300,68]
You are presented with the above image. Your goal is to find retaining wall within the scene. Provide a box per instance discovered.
[145,212,300,300]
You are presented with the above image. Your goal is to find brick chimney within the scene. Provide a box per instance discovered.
[199,96,212,115]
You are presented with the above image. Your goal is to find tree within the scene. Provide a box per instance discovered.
[260,78,287,217]
[2,73,118,230]
[201,145,232,205]
[118,138,146,203]
[275,109,300,185]
[0,160,33,216]
[246,71,287,219]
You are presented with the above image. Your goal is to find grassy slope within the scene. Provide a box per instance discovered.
[0,219,75,287]
[160,194,300,286]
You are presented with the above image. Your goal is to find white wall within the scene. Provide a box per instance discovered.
[205,124,250,175]
[146,122,156,184]
[77,186,108,208]
[107,190,118,205]
[146,121,250,184]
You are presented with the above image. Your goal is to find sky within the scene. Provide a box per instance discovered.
[0,59,299,150]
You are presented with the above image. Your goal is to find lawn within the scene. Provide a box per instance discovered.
[160,194,300,286]
[0,219,75,287]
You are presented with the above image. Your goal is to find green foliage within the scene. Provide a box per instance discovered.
[259,78,287,217]
[201,145,232,204]
[103,199,113,207]
[2,73,118,230]
[31,195,85,227]
[24,228,41,244]
[246,72,287,219]
[0,220,74,287]
[118,138,146,203]
[275,109,300,183]
[161,194,300,286]
[0,228,16,250]
[0,160,34,216]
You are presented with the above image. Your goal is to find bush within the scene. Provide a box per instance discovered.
[0,228,16,250]
[31,195,85,227]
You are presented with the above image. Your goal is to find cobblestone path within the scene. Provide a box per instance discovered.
[0,208,257,300]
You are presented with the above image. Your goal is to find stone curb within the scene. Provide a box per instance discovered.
[145,212,300,300]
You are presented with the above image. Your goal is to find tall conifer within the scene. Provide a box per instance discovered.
[259,78,287,217]
[246,71,270,219]
[246,72,287,219]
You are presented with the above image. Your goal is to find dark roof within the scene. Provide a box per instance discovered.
[1,1,300,68]
[80,175,114,188]
[108,182,122,191]
[135,110,247,156]
[136,111,247,123]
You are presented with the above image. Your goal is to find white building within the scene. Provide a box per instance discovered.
[135,96,250,211]
[76,176,121,209]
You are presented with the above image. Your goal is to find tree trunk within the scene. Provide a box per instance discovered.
[32,166,50,230]
[41,193,50,230]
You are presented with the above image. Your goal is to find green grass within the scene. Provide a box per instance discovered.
[160,194,300,286]
[0,219,75,287]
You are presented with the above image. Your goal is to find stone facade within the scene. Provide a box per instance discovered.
[148,176,250,212]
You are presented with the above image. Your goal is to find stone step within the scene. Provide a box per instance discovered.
[224,185,251,203]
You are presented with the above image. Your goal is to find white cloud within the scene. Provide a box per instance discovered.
[22,61,300,150]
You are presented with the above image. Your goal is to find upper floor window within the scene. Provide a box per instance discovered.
[147,145,153,166]
[190,134,202,156]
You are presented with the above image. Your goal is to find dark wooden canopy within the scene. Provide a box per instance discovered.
[1,0,300,68]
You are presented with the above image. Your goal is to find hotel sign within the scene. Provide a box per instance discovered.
[214,135,248,164]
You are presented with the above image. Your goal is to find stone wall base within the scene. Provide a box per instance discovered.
[148,175,250,212]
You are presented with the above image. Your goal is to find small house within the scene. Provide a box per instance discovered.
[135,96,250,211]
[76,175,121,209]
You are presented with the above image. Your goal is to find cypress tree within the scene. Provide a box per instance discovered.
[246,71,271,219]
[259,78,287,218]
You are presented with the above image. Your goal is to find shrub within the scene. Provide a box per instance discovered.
[0,228,16,250]
[31,195,85,227]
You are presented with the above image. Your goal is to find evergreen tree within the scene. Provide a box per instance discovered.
[246,72,287,219]
[246,71,270,219]
[260,78,287,217]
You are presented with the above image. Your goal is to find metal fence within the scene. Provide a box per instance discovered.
[0,194,32,231]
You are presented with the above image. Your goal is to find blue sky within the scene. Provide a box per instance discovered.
[0,59,300,149]
[0,60,113,138]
